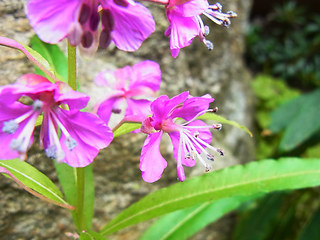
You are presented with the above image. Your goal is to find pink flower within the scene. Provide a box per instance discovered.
[95,60,161,124]
[27,0,155,52]
[140,92,223,183]
[0,74,113,167]
[165,1,237,58]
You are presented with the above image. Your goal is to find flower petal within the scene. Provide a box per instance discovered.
[169,0,208,17]
[7,74,56,100]
[53,109,113,167]
[167,15,199,58]
[97,96,122,123]
[105,1,155,51]
[0,103,34,159]
[129,60,161,92]
[170,94,214,121]
[150,92,189,122]
[140,131,167,183]
[126,98,152,118]
[95,70,118,87]
[27,0,81,44]
[54,82,90,110]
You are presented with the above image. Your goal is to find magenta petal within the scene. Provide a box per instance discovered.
[58,109,113,149]
[94,70,115,87]
[58,132,98,167]
[97,96,122,123]
[140,131,167,183]
[0,102,31,122]
[126,98,152,118]
[170,95,214,121]
[60,133,100,167]
[168,15,199,58]
[151,92,189,122]
[173,0,208,17]
[129,60,161,92]
[54,82,90,110]
[8,74,56,99]
[168,131,195,167]
[107,2,155,51]
[0,86,19,103]
[54,109,113,167]
[177,164,185,181]
[0,121,28,160]
[27,0,81,44]
[114,66,131,88]
[0,103,34,159]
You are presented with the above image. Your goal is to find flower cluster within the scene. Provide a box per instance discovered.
[26,0,236,57]
[140,92,223,182]
[165,0,237,57]
[0,0,232,182]
[0,74,112,167]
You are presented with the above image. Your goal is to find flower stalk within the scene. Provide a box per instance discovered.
[68,43,77,91]
[67,42,86,232]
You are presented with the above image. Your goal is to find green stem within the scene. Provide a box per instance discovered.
[67,43,86,231]
[68,43,77,90]
[76,167,86,231]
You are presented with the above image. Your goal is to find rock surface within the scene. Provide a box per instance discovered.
[0,0,253,239]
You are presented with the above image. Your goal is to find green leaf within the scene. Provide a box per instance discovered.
[0,159,72,209]
[270,88,320,151]
[54,162,94,230]
[140,195,260,240]
[30,35,67,82]
[298,204,320,240]
[18,41,60,83]
[234,192,285,240]
[79,230,106,240]
[100,158,320,235]
[113,122,142,138]
[198,113,253,137]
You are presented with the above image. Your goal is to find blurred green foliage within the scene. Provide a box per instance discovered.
[239,2,320,240]
[252,75,299,159]
[246,1,320,88]
[270,88,320,152]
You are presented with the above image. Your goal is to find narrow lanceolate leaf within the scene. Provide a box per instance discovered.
[54,162,94,230]
[30,35,68,82]
[79,230,106,240]
[0,159,73,209]
[140,195,260,240]
[197,113,253,137]
[0,36,60,83]
[100,158,320,235]
[113,122,142,138]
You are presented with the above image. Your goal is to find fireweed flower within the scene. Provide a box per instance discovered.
[0,74,113,167]
[139,91,223,183]
[27,0,155,52]
[165,0,237,58]
[95,60,161,124]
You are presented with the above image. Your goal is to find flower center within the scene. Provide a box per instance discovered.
[44,109,78,163]
[75,1,119,49]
